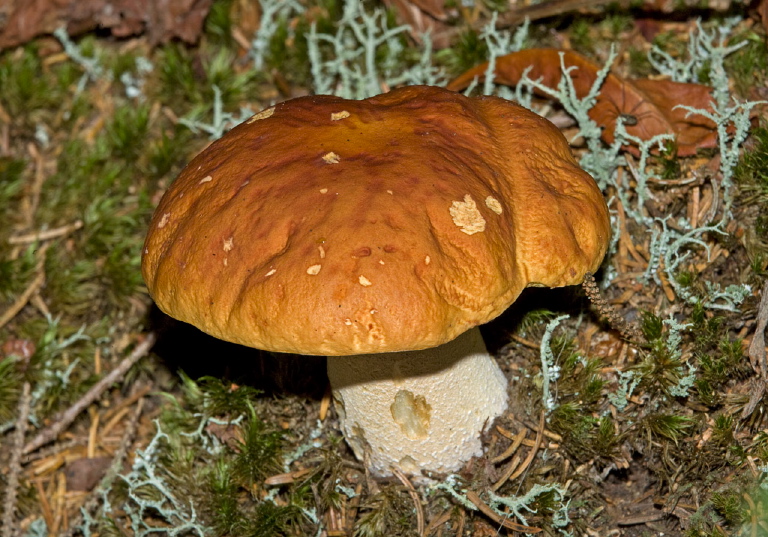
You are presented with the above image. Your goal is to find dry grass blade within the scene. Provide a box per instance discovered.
[748,284,768,380]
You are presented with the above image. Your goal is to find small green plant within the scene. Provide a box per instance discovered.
[569,18,595,54]
[736,126,768,197]
[725,30,768,97]
[642,413,695,444]
[436,29,489,76]
[636,312,696,398]
[355,484,416,537]
[204,0,236,48]
[232,406,284,487]
[106,103,151,161]
[711,490,745,527]
[0,46,58,117]
[0,357,23,425]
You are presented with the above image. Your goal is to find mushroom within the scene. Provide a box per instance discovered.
[141,86,610,476]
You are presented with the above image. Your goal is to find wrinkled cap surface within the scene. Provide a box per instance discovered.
[142,86,610,355]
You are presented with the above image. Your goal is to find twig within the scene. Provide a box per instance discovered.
[391,466,425,537]
[2,382,31,537]
[511,334,540,349]
[8,220,83,244]
[465,490,542,533]
[23,332,156,455]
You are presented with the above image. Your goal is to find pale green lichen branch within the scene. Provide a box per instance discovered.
[540,315,569,413]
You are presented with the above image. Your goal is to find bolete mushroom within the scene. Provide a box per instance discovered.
[141,86,610,476]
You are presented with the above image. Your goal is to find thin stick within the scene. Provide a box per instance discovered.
[0,272,44,330]
[465,490,542,533]
[23,333,156,455]
[8,220,83,244]
[2,382,31,537]
[391,466,425,537]
[0,244,49,330]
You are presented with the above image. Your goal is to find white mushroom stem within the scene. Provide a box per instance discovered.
[326,327,508,477]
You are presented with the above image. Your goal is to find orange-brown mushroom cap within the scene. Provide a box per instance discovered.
[141,86,610,356]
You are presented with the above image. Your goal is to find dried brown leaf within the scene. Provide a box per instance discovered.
[0,0,214,50]
[447,48,719,156]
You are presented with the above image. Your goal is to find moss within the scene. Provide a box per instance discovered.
[105,103,151,161]
[725,29,768,98]
[154,41,260,118]
[204,0,236,48]
[642,413,695,444]
[711,490,745,527]
[653,140,681,181]
[546,347,617,462]
[0,158,26,229]
[736,126,768,197]
[0,45,58,119]
[569,18,595,55]
[355,483,415,537]
[0,245,36,303]
[550,404,619,462]
[232,410,284,487]
[435,29,489,77]
[155,44,202,109]
[0,357,23,424]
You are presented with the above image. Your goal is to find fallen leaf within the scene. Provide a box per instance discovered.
[0,0,214,51]
[382,0,457,48]
[446,48,719,156]
[65,456,112,491]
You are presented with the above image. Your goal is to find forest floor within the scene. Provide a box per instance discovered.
[1,0,767,536]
